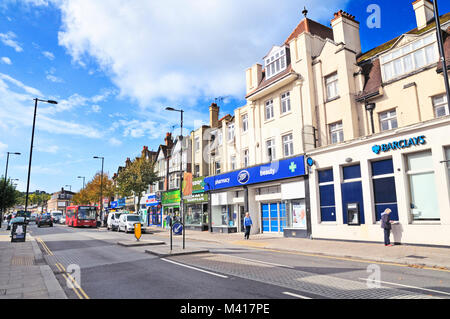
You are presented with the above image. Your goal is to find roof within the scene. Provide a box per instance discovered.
[285,18,334,45]
[245,64,295,99]
[357,12,450,63]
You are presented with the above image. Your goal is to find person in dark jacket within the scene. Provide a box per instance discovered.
[243,212,253,240]
[381,208,393,246]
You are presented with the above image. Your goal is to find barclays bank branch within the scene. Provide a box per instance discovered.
[204,155,310,238]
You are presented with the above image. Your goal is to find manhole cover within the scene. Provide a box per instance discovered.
[406,255,427,259]
[11,256,35,266]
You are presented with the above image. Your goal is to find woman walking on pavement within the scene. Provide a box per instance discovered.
[244,212,252,240]
[381,208,394,246]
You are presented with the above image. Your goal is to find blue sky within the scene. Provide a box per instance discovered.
[1,0,449,194]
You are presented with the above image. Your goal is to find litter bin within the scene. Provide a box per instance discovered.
[10,217,27,242]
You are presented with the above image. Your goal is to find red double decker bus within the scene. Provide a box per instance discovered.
[66,205,97,228]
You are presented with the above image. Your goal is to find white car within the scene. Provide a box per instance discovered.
[50,211,63,224]
[107,212,123,231]
[118,214,145,233]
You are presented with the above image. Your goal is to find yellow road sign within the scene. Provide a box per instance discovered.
[134,223,142,241]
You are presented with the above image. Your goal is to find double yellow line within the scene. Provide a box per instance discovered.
[36,237,53,256]
[55,263,90,299]
[35,236,89,299]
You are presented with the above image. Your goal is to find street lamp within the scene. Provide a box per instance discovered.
[165,106,185,250]
[65,185,72,192]
[93,156,104,227]
[1,152,21,228]
[24,99,57,219]
[77,176,86,190]
[365,102,376,135]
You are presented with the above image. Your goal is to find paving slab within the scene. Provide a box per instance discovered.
[117,239,165,247]
[145,245,209,258]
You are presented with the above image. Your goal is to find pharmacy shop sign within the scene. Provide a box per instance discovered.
[372,135,426,155]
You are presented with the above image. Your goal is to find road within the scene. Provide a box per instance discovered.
[28,223,450,300]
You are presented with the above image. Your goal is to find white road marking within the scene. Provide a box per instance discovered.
[220,254,294,269]
[282,291,312,299]
[161,258,229,279]
[357,278,450,296]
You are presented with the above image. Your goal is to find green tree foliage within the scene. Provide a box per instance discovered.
[72,173,114,206]
[0,177,19,217]
[116,157,157,212]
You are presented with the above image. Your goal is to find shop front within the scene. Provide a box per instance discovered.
[146,193,162,227]
[183,176,209,231]
[308,118,450,246]
[204,155,307,236]
[161,190,181,225]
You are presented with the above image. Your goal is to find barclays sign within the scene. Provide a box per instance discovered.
[372,135,426,155]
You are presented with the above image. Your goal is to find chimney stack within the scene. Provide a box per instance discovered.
[331,10,361,54]
[413,0,434,30]
[165,132,173,148]
[209,103,219,128]
[246,64,263,94]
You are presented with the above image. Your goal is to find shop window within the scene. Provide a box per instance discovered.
[406,151,439,220]
[371,158,398,221]
[343,164,361,180]
[318,168,336,222]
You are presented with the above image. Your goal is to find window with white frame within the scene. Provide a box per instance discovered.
[432,94,449,118]
[241,114,248,132]
[227,123,234,141]
[217,129,222,145]
[282,133,294,157]
[281,92,291,114]
[325,73,339,100]
[381,33,438,82]
[329,122,344,144]
[230,155,236,170]
[215,161,221,174]
[266,138,276,162]
[265,47,287,79]
[243,149,249,168]
[265,99,274,120]
[379,109,398,131]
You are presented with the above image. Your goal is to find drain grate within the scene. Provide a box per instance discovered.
[406,255,427,259]
[10,256,35,266]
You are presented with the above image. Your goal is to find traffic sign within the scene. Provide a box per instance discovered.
[134,223,142,241]
[172,223,183,235]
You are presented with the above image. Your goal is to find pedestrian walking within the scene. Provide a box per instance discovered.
[381,208,393,246]
[244,212,252,240]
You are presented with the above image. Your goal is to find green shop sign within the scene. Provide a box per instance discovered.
[162,190,180,205]
[192,176,206,193]
[184,193,209,204]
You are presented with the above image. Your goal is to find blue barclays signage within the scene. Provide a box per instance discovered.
[117,198,126,207]
[372,135,426,155]
[204,155,305,191]
[110,201,118,208]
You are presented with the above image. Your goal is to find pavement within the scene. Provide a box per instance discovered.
[0,225,67,299]
[145,226,450,271]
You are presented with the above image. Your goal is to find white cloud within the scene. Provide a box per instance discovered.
[46,0,349,110]
[0,31,23,52]
[36,145,59,153]
[42,51,55,60]
[0,141,7,156]
[91,104,101,113]
[46,74,64,83]
[108,137,122,146]
[1,57,12,65]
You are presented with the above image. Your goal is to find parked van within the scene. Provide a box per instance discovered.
[107,212,123,231]
[118,214,145,233]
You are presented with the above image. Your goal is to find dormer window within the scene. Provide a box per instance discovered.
[265,46,288,79]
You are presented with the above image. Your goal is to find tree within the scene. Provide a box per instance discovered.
[116,157,158,212]
[0,177,19,220]
[72,173,114,206]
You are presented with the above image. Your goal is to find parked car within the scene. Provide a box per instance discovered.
[118,214,145,233]
[107,212,123,231]
[30,213,38,224]
[37,213,53,227]
[50,211,63,224]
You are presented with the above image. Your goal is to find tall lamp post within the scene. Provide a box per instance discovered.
[77,176,86,190]
[165,106,185,249]
[432,0,450,106]
[24,98,58,220]
[93,156,104,227]
[1,152,21,228]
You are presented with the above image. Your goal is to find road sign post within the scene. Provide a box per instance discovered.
[134,223,142,241]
